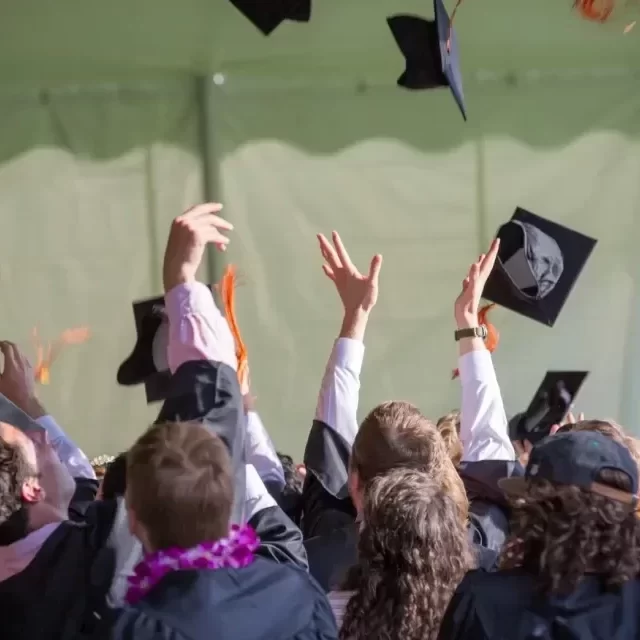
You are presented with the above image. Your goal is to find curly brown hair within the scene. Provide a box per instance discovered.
[500,468,640,595]
[340,468,473,640]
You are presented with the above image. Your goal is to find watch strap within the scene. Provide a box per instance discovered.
[454,326,488,342]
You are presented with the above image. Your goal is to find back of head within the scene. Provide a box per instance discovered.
[127,421,233,552]
[437,410,462,467]
[501,457,640,595]
[0,435,32,529]
[341,468,473,640]
[562,419,640,475]
[352,401,467,520]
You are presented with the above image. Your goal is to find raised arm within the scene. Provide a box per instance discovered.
[454,239,514,462]
[302,231,382,537]
[0,341,95,481]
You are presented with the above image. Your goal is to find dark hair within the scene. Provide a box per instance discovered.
[352,401,468,522]
[127,421,234,551]
[277,452,304,495]
[340,468,473,640]
[500,468,640,594]
[101,452,127,500]
[0,436,34,524]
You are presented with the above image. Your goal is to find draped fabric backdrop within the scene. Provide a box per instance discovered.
[0,0,639,457]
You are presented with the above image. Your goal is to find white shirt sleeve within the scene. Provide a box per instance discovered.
[244,463,277,523]
[35,415,96,480]
[245,412,285,489]
[459,350,515,462]
[314,338,365,447]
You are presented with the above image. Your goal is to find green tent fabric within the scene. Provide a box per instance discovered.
[0,0,639,458]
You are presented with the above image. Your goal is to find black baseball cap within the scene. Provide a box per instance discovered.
[508,371,589,445]
[499,430,639,506]
[387,0,466,120]
[229,0,311,36]
[483,207,597,327]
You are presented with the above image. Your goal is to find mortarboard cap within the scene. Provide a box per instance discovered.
[509,370,589,445]
[117,295,172,404]
[483,207,597,326]
[229,0,311,36]
[387,0,466,120]
[0,393,45,434]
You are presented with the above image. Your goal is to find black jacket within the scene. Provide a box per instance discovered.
[439,567,640,640]
[94,558,337,640]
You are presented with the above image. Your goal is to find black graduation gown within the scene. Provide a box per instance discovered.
[92,558,337,640]
[438,567,640,640]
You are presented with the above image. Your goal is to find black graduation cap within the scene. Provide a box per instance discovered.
[117,295,173,404]
[483,207,597,327]
[0,393,44,434]
[229,0,312,36]
[508,371,589,445]
[387,0,466,120]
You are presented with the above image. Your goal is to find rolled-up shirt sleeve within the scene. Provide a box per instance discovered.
[459,350,515,462]
[35,415,96,480]
[314,338,365,448]
[165,281,237,373]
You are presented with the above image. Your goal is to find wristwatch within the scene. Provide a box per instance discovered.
[454,325,488,342]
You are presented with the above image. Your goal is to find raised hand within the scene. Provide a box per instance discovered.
[317,231,383,314]
[454,237,500,326]
[163,203,233,292]
[0,341,45,418]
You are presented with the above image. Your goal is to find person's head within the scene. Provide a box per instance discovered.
[349,401,467,520]
[559,419,640,475]
[436,410,462,467]
[340,468,473,640]
[98,452,128,501]
[126,421,233,553]
[277,452,304,495]
[499,430,640,594]
[0,422,75,539]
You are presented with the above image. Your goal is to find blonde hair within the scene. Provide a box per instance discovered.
[436,411,462,467]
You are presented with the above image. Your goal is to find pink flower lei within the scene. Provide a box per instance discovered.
[125,524,260,605]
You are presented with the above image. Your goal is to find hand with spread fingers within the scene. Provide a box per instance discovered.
[317,231,383,315]
[163,203,234,292]
[454,237,500,327]
[0,341,45,418]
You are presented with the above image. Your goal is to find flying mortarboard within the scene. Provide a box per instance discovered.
[229,0,312,36]
[508,370,589,445]
[387,0,467,120]
[483,207,597,327]
[117,295,172,404]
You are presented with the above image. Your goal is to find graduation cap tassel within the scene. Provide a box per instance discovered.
[218,264,249,387]
[33,326,91,384]
[573,0,615,22]
[451,303,499,379]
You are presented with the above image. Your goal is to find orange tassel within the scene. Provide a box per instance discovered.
[452,303,499,380]
[218,265,248,386]
[33,326,90,384]
[574,0,614,22]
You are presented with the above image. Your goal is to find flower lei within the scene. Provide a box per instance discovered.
[125,524,260,605]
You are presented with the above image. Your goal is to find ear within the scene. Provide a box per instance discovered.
[21,478,44,504]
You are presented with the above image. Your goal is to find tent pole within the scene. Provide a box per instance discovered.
[196,75,223,285]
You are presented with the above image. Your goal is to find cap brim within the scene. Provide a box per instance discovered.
[497,476,528,496]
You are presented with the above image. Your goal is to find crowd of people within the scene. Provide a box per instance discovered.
[1,202,640,639]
